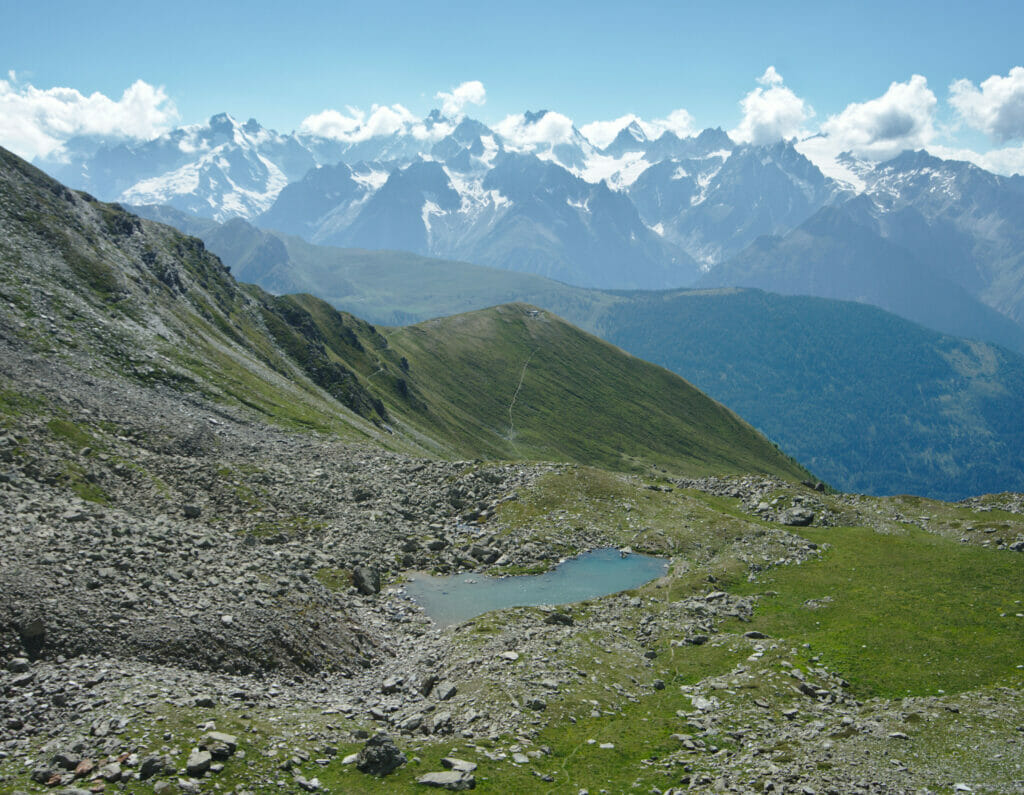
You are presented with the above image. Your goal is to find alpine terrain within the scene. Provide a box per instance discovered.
[1,142,1023,795]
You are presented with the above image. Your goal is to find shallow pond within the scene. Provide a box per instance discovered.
[402,548,668,628]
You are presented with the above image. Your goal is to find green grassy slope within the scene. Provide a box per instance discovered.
[382,303,810,479]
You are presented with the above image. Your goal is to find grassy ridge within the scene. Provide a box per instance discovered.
[385,303,810,479]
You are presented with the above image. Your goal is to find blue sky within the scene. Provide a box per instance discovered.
[3,0,1024,172]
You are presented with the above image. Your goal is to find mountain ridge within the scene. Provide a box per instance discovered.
[1,144,805,482]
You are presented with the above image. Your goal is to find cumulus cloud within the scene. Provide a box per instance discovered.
[950,67,1024,142]
[927,141,1024,176]
[435,80,486,119]
[299,81,483,143]
[300,103,419,142]
[758,66,784,87]
[493,110,576,150]
[0,76,178,160]
[730,67,813,145]
[580,108,695,149]
[819,74,936,160]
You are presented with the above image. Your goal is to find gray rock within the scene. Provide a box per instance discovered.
[201,731,238,759]
[97,762,122,782]
[182,504,201,519]
[294,774,321,791]
[419,674,439,697]
[441,757,478,773]
[543,611,574,626]
[355,733,406,776]
[7,657,30,673]
[51,751,80,770]
[186,748,212,777]
[353,565,381,595]
[779,507,814,526]
[30,766,56,784]
[139,754,171,780]
[435,681,457,701]
[417,770,476,790]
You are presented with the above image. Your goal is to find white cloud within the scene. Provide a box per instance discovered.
[730,67,813,145]
[950,67,1024,143]
[494,111,576,150]
[299,103,418,142]
[580,115,640,149]
[818,75,936,160]
[0,77,178,160]
[298,106,365,139]
[758,66,784,87]
[435,80,486,119]
[655,108,696,139]
[927,141,1024,176]
[580,108,695,149]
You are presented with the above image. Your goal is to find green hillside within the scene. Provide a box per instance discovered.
[1,147,804,481]
[382,303,809,479]
[597,288,1024,499]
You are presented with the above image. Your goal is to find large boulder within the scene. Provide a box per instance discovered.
[417,770,476,790]
[352,566,381,595]
[355,733,406,776]
[779,506,814,526]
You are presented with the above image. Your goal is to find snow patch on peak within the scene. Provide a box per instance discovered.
[350,167,390,191]
[478,135,500,166]
[795,137,867,193]
[578,151,649,189]
[443,166,511,217]
[626,121,646,142]
[421,199,447,241]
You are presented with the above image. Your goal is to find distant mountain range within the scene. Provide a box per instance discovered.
[36,107,1024,342]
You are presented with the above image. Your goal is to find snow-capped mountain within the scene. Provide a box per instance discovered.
[38,113,323,220]
[852,151,1024,322]
[31,106,1024,331]
[268,133,696,288]
[627,140,849,266]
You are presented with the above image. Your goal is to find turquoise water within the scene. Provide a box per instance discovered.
[402,548,668,628]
